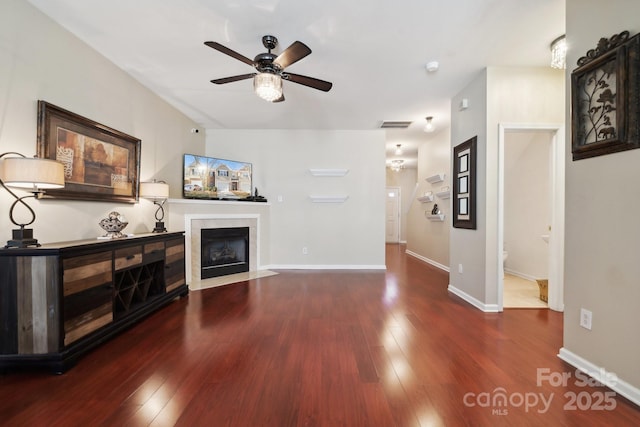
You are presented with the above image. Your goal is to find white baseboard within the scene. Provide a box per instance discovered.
[558,347,640,407]
[405,250,450,272]
[265,264,386,270]
[447,285,500,312]
[504,268,540,282]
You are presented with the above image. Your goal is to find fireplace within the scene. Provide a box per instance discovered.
[201,227,250,279]
[177,211,262,287]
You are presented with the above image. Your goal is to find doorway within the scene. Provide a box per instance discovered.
[502,131,551,308]
[385,187,401,243]
[497,124,565,312]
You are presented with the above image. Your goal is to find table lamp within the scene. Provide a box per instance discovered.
[0,152,65,248]
[140,180,169,232]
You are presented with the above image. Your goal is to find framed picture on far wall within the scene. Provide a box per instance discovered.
[453,136,476,229]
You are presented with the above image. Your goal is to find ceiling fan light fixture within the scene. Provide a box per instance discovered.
[254,72,283,102]
[207,36,331,101]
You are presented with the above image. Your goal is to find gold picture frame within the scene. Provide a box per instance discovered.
[37,101,141,203]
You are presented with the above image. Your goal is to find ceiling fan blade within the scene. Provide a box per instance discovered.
[283,73,333,92]
[210,73,256,84]
[273,41,311,69]
[204,41,254,66]
[273,94,285,103]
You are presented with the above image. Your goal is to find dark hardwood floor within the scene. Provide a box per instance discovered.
[2,244,640,426]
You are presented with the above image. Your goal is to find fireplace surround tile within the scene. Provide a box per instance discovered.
[185,214,259,289]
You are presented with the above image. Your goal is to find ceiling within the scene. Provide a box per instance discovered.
[26,0,565,169]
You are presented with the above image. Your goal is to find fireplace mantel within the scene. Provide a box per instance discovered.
[167,198,270,207]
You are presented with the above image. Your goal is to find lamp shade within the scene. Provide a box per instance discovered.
[140,181,169,199]
[0,157,65,189]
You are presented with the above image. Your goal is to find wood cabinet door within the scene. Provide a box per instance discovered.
[0,256,60,354]
[165,237,185,293]
[63,251,113,346]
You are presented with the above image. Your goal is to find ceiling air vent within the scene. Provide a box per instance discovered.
[380,121,412,129]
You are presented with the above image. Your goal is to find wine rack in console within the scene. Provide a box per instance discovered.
[0,232,187,373]
[113,243,165,318]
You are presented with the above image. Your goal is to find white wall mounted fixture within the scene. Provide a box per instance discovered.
[435,189,451,199]
[308,169,349,177]
[417,193,434,203]
[426,173,445,183]
[308,195,349,203]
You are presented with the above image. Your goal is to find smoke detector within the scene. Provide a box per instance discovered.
[425,61,439,72]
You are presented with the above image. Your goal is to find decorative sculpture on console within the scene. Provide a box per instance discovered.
[99,211,129,239]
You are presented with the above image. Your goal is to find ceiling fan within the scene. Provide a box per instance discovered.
[205,35,332,102]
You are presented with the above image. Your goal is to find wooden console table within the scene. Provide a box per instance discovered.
[0,232,187,373]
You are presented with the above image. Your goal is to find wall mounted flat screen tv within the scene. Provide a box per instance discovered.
[183,154,252,200]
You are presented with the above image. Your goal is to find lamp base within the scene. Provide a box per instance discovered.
[152,222,167,233]
[5,228,40,249]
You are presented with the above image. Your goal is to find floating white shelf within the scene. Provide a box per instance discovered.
[309,195,349,203]
[308,168,349,177]
[426,173,445,184]
[417,194,434,203]
[435,190,451,199]
[426,214,446,221]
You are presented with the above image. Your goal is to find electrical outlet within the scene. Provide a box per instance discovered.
[458,264,463,274]
[302,247,308,255]
[580,308,592,330]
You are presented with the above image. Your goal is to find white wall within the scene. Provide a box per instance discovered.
[449,67,564,309]
[563,0,640,396]
[385,167,417,243]
[0,0,204,243]
[204,129,386,268]
[406,128,451,268]
[0,1,386,269]
[504,131,551,279]
[449,70,489,304]
[486,67,565,305]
